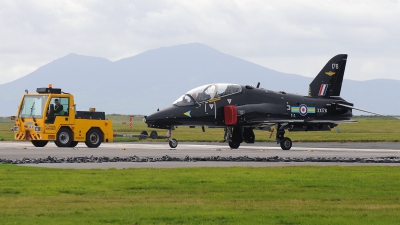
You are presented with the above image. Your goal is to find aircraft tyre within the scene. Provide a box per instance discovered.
[85,128,102,148]
[280,137,292,150]
[169,138,178,148]
[229,141,240,149]
[69,141,79,147]
[31,140,48,147]
[55,127,72,147]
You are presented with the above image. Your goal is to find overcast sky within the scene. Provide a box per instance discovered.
[1,0,399,85]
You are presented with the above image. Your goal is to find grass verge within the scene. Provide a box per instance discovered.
[2,115,400,142]
[1,165,400,224]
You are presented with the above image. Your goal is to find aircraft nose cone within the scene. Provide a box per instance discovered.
[144,108,173,129]
[144,114,153,124]
[144,112,162,125]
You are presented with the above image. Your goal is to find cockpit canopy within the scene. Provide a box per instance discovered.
[173,83,242,106]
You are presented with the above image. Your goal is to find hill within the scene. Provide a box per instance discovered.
[0,43,398,116]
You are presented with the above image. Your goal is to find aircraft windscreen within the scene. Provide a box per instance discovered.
[173,84,242,106]
[214,84,242,98]
[173,95,196,106]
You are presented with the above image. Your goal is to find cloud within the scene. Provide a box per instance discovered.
[0,0,399,84]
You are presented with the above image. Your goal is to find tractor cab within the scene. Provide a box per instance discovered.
[15,85,74,125]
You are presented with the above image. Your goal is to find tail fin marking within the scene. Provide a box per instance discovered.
[309,54,347,98]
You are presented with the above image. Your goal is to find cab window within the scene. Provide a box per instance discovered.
[50,97,69,116]
[19,95,48,118]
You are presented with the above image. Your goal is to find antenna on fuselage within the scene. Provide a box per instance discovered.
[256,82,260,88]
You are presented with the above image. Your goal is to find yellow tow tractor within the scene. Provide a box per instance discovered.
[11,85,114,148]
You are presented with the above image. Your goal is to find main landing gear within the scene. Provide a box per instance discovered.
[224,126,255,149]
[276,124,292,150]
[224,125,293,150]
[157,125,292,150]
[224,126,240,149]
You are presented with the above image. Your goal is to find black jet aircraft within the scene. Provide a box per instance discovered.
[145,54,363,150]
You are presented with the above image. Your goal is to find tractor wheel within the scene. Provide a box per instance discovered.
[85,129,102,148]
[69,141,79,147]
[55,128,72,147]
[31,140,48,147]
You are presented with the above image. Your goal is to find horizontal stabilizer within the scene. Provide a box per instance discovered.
[338,103,382,116]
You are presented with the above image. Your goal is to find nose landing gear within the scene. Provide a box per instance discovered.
[167,128,178,148]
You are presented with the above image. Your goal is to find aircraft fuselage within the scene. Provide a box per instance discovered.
[145,85,352,130]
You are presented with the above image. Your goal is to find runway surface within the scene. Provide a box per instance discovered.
[1,141,400,168]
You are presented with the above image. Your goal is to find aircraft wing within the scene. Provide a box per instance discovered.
[302,120,357,123]
[247,119,357,125]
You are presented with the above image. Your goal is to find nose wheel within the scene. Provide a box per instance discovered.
[167,128,178,148]
[168,138,178,148]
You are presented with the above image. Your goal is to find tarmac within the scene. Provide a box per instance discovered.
[1,141,399,168]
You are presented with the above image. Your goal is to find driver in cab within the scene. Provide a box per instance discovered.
[49,99,64,116]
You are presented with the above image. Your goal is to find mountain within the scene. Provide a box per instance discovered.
[0,43,398,116]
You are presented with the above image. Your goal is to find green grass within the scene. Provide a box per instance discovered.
[2,115,400,142]
[0,116,14,141]
[1,165,400,224]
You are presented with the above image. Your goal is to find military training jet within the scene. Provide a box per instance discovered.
[145,54,365,150]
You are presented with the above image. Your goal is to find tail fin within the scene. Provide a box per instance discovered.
[309,54,347,97]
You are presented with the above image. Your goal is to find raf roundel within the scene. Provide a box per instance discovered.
[299,104,308,116]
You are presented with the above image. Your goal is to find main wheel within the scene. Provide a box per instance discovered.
[229,141,240,149]
[31,140,48,147]
[85,129,102,148]
[168,138,178,148]
[69,141,79,147]
[280,137,292,150]
[55,128,72,147]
